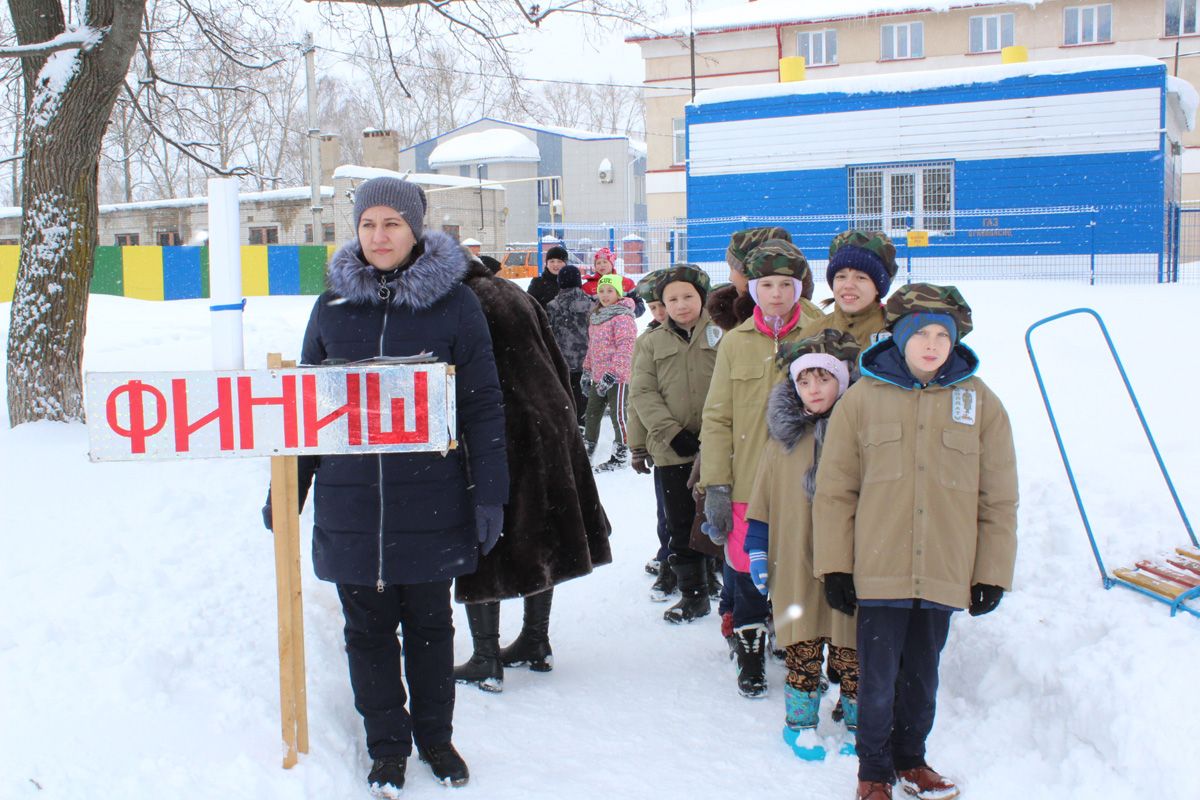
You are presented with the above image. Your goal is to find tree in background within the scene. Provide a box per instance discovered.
[1,0,652,426]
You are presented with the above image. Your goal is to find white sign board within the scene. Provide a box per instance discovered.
[86,363,457,461]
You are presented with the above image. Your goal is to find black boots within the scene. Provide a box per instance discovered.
[594,443,629,472]
[418,741,470,787]
[368,754,407,797]
[453,602,503,692]
[649,561,678,602]
[663,559,711,623]
[499,589,554,672]
[706,557,724,599]
[734,622,769,698]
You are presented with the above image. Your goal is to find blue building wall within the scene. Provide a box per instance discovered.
[684,63,1171,269]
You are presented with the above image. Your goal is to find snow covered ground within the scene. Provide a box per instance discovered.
[2,280,1198,800]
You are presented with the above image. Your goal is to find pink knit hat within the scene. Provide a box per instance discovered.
[593,247,615,266]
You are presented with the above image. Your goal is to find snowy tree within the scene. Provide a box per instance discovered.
[2,0,650,426]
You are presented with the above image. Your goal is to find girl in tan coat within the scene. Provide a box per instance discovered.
[699,239,824,698]
[746,330,861,761]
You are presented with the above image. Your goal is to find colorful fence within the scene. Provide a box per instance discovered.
[0,245,336,303]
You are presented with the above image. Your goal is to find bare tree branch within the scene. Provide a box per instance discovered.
[0,27,101,59]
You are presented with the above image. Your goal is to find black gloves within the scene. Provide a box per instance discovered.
[969,583,1004,617]
[824,572,857,615]
[669,429,701,458]
[262,501,274,531]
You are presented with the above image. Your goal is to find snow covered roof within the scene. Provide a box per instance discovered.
[632,0,1046,40]
[495,120,623,141]
[428,129,541,167]
[1167,76,1199,131]
[332,164,506,190]
[692,56,1196,127]
[1,188,334,219]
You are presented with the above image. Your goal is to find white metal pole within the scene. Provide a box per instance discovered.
[208,177,245,370]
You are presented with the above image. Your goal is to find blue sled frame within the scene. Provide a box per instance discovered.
[1026,308,1199,619]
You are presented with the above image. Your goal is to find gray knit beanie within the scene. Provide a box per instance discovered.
[353,177,426,240]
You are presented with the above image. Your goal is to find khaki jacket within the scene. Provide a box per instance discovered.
[798,304,888,352]
[812,357,1019,609]
[630,312,721,467]
[699,302,823,500]
[625,326,656,453]
[747,396,856,648]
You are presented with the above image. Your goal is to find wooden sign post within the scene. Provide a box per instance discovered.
[85,356,457,769]
[267,353,308,768]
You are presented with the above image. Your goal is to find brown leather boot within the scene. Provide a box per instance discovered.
[896,766,959,800]
[856,780,893,800]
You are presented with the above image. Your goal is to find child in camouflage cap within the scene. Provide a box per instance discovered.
[626,269,673,584]
[799,229,898,350]
[698,238,824,699]
[744,329,862,761]
[812,283,1018,800]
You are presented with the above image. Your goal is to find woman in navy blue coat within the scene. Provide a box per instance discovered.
[270,177,507,795]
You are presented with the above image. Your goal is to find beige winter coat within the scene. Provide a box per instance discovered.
[747,382,856,648]
[699,304,822,500]
[812,360,1019,609]
[626,327,657,453]
[630,312,720,468]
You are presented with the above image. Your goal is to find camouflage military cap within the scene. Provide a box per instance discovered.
[743,239,810,282]
[726,226,792,273]
[828,229,899,278]
[653,263,711,301]
[775,329,861,372]
[884,283,973,340]
[634,268,671,302]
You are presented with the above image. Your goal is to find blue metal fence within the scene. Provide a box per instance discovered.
[541,204,1196,286]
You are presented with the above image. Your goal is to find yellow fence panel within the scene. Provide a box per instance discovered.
[122,246,165,301]
[0,245,18,303]
[241,246,270,296]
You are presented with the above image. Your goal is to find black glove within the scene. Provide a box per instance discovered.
[824,572,857,615]
[631,448,653,475]
[262,501,273,531]
[669,429,700,458]
[475,505,504,556]
[969,583,1004,617]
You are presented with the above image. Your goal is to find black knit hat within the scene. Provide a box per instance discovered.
[353,177,427,240]
[557,264,582,289]
[546,245,569,263]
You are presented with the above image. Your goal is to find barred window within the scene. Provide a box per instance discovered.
[848,162,954,235]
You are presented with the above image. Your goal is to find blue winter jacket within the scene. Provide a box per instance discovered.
[297,231,509,588]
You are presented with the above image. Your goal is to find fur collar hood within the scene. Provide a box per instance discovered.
[766,379,831,501]
[707,284,756,332]
[766,380,824,452]
[327,230,467,310]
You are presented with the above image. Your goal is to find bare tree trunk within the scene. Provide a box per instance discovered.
[6,0,146,425]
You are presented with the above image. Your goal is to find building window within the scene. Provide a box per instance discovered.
[672,118,686,165]
[881,22,923,60]
[442,224,461,240]
[1166,0,1199,36]
[249,226,278,245]
[537,177,561,206]
[848,162,954,236]
[0,237,18,246]
[1064,4,1112,45]
[304,223,336,244]
[115,233,139,246]
[156,230,181,246]
[969,13,1015,53]
[797,29,837,66]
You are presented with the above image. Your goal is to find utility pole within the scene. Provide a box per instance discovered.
[689,1,696,101]
[304,33,323,244]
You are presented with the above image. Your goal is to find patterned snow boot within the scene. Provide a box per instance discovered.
[782,684,826,761]
[733,623,768,698]
[593,443,629,472]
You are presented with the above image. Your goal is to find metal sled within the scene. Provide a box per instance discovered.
[1026,308,1199,619]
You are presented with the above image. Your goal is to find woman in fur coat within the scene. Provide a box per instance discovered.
[453,251,613,693]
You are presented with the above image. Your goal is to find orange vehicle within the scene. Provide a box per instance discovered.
[498,250,540,280]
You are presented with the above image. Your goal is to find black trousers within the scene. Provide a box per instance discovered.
[651,465,670,562]
[855,602,953,783]
[337,580,455,759]
[730,568,771,627]
[568,371,587,426]
[656,462,704,564]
